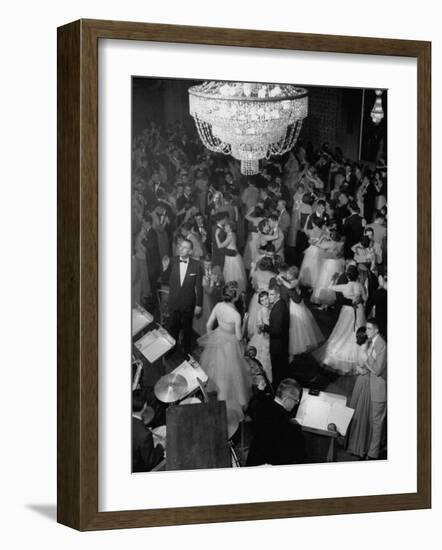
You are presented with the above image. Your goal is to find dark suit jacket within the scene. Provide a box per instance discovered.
[263,298,290,354]
[343,213,364,257]
[163,256,203,312]
[132,417,164,472]
[246,397,306,466]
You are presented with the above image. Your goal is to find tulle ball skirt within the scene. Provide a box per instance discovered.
[311,258,345,305]
[248,332,272,382]
[198,328,252,421]
[289,299,324,355]
[247,293,260,338]
[313,305,366,373]
[243,232,260,270]
[223,253,247,294]
[299,246,324,288]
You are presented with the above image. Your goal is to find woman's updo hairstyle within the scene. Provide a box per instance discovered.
[360,235,371,248]
[257,256,275,273]
[346,265,359,281]
[356,326,368,346]
[257,219,268,233]
[253,206,265,218]
[222,283,237,302]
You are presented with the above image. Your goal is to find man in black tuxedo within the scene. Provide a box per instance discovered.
[132,390,164,472]
[262,286,290,389]
[211,212,237,269]
[343,200,364,258]
[162,238,203,355]
[246,378,306,466]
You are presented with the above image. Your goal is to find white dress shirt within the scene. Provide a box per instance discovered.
[179,257,189,285]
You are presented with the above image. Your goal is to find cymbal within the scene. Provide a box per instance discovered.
[154,373,188,403]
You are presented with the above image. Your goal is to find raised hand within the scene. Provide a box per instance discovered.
[162,255,170,271]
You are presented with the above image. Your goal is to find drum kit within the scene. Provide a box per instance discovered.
[154,371,241,439]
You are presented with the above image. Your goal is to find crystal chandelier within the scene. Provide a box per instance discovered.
[189,81,308,175]
[370,89,384,125]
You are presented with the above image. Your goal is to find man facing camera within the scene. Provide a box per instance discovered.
[261,285,290,388]
[364,318,387,459]
[162,238,203,355]
[246,378,306,466]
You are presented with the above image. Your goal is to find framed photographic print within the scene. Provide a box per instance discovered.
[57,19,431,530]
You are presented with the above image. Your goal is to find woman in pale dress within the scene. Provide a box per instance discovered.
[243,205,266,270]
[313,265,367,373]
[248,291,272,383]
[198,285,253,423]
[298,218,328,288]
[247,256,275,338]
[311,231,345,306]
[253,219,280,266]
[287,184,306,248]
[193,259,223,336]
[346,327,372,458]
[352,235,376,286]
[276,266,324,359]
[215,222,247,293]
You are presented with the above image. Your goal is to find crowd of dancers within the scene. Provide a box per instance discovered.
[132,119,388,464]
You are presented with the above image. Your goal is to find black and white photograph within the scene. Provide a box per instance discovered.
[131,77,388,473]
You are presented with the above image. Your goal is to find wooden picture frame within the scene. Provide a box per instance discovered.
[57,19,431,531]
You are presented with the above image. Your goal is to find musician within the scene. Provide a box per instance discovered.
[132,390,164,472]
[246,378,306,466]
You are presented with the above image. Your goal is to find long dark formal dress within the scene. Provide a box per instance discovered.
[346,346,372,458]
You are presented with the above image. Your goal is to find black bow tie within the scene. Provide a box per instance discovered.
[180,259,188,263]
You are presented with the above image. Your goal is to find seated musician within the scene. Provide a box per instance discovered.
[246,378,306,467]
[132,389,165,472]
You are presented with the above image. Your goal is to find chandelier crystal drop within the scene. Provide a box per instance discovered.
[189,81,308,175]
[370,89,385,125]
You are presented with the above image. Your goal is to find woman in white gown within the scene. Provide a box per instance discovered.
[287,184,306,248]
[313,265,367,374]
[198,285,253,423]
[299,218,328,288]
[216,222,247,293]
[276,266,324,358]
[311,231,345,306]
[248,291,272,382]
[247,256,275,338]
[243,205,265,270]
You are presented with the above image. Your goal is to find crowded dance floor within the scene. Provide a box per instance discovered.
[131,78,388,472]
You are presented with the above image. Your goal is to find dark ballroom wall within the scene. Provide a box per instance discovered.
[132,77,374,162]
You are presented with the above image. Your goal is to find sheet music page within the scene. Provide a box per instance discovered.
[135,330,156,351]
[132,306,153,335]
[142,337,171,362]
[302,399,331,430]
[327,404,355,436]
